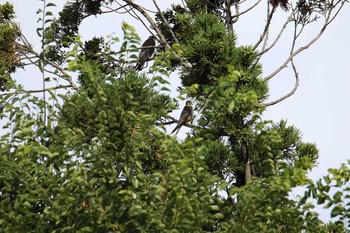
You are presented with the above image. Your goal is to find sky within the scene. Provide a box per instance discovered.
[3,0,350,222]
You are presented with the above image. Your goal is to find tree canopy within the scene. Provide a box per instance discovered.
[0,0,349,232]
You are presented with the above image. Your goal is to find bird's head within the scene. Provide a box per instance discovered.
[185,100,192,106]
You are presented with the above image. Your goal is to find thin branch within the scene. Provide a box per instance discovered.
[325,0,346,27]
[264,58,299,106]
[153,0,179,44]
[156,116,196,129]
[258,11,292,56]
[101,4,129,14]
[265,5,339,81]
[123,0,169,48]
[225,0,234,32]
[260,3,272,56]
[232,2,240,24]
[232,0,262,19]
[0,85,73,96]
[253,5,276,50]
[16,33,78,89]
[123,0,190,68]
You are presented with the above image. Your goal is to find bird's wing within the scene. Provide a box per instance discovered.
[136,39,155,70]
[171,107,192,134]
[136,50,148,70]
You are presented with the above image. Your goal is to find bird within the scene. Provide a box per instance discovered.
[171,100,193,134]
[135,35,156,71]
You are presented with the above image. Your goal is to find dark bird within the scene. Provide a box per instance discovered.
[171,100,193,134]
[136,35,156,71]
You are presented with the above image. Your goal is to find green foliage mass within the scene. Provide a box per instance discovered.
[0,2,19,91]
[0,1,349,232]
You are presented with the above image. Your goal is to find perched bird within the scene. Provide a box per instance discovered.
[171,100,193,134]
[135,35,156,71]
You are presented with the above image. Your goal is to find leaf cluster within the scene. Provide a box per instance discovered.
[0,2,19,91]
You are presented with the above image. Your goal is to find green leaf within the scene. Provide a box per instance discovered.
[214,213,224,219]
[46,3,56,7]
[330,205,345,218]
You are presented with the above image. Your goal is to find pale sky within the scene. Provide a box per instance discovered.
[4,0,350,222]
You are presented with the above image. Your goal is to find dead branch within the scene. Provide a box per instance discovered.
[232,2,240,24]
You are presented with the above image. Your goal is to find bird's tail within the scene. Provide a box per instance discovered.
[135,62,142,71]
[170,125,181,135]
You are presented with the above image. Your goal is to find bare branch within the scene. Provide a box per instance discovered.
[265,8,340,81]
[258,12,292,56]
[101,4,129,14]
[264,58,300,106]
[0,85,73,96]
[232,0,262,19]
[16,32,78,90]
[122,0,190,68]
[152,0,179,44]
[325,0,346,27]
[232,2,240,24]
[123,0,169,48]
[253,5,276,50]
[225,0,234,32]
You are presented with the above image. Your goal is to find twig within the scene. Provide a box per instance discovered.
[264,58,299,106]
[101,4,129,14]
[0,85,73,96]
[265,1,341,81]
[123,0,190,68]
[17,33,78,89]
[156,116,196,129]
[153,0,179,44]
[260,3,272,56]
[253,4,276,50]
[258,12,292,56]
[232,0,262,19]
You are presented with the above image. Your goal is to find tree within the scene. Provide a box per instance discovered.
[0,0,349,232]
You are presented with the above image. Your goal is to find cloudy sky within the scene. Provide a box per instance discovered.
[5,0,350,221]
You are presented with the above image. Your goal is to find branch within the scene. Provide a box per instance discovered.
[225,0,234,32]
[232,0,262,19]
[265,26,325,80]
[122,0,191,68]
[258,11,292,56]
[155,116,196,129]
[17,32,79,89]
[253,5,276,50]
[232,2,240,24]
[0,85,73,96]
[123,0,169,48]
[101,4,128,14]
[263,58,300,106]
[153,0,179,44]
[265,0,345,81]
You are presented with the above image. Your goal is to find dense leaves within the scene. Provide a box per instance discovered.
[0,0,349,232]
[0,3,19,91]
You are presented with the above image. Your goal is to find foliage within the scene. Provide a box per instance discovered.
[0,2,19,91]
[0,0,349,232]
